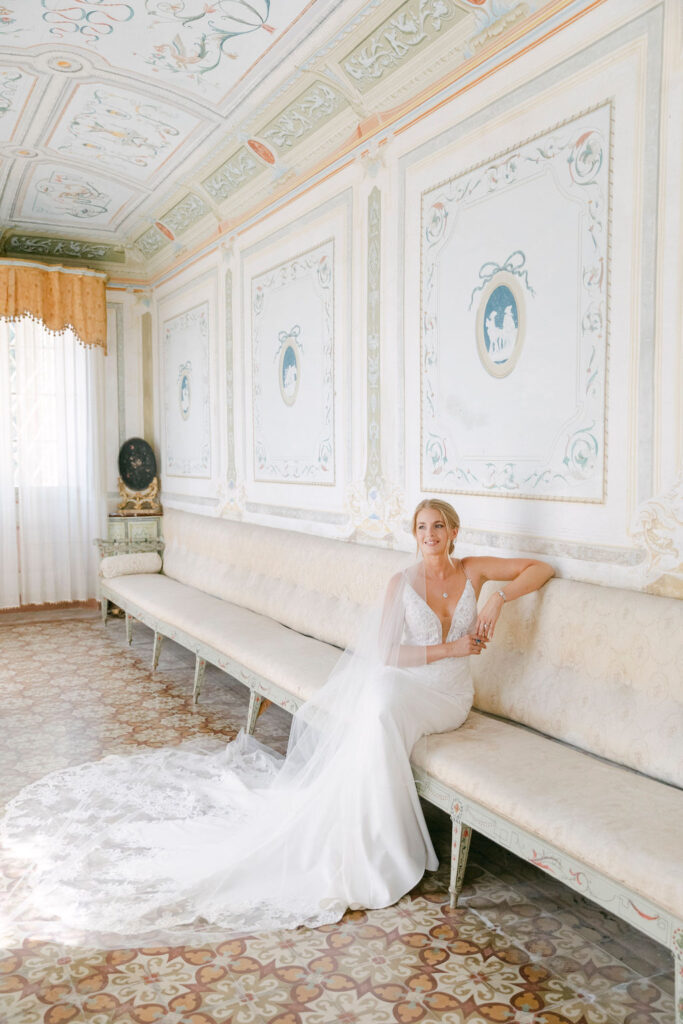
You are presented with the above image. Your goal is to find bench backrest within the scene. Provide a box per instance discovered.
[162,510,682,788]
[472,579,683,788]
[161,508,412,650]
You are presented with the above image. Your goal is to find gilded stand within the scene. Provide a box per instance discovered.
[117,476,162,515]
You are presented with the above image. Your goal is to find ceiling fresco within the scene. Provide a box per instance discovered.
[0,0,557,279]
[3,1,312,100]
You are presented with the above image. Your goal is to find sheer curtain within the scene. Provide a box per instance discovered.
[0,323,19,608]
[0,318,104,608]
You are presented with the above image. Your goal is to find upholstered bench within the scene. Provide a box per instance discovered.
[99,509,683,1017]
[100,508,412,727]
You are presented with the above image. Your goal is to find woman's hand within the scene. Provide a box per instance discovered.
[475,591,505,639]
[448,632,489,658]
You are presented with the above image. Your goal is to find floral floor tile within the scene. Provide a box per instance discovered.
[0,614,675,1024]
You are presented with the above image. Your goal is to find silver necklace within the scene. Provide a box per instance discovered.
[426,562,459,599]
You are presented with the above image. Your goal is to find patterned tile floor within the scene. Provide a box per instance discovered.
[0,612,674,1024]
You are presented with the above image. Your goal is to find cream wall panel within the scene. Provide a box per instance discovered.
[155,270,221,503]
[163,301,212,478]
[398,10,664,588]
[250,239,335,485]
[239,189,355,523]
[419,101,611,503]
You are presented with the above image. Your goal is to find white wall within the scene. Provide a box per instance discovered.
[103,289,151,511]
[142,0,681,596]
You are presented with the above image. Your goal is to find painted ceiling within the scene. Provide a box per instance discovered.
[0,0,556,281]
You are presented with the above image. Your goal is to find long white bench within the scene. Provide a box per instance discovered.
[100,508,683,1016]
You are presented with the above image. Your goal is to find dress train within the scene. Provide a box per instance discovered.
[0,574,477,947]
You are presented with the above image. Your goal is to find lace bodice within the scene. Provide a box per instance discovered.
[402,577,477,646]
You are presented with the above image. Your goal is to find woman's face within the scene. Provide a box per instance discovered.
[414,508,457,557]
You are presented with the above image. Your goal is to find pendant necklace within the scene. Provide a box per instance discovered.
[427,577,449,599]
[428,559,460,599]
[427,576,450,598]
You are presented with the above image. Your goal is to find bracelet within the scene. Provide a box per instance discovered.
[497,589,507,602]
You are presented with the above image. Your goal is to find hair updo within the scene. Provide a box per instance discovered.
[411,499,461,555]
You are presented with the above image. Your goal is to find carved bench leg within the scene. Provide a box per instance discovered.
[449,804,472,909]
[125,612,133,646]
[674,927,683,1024]
[101,598,108,625]
[152,631,163,671]
[193,657,206,704]
[246,692,264,736]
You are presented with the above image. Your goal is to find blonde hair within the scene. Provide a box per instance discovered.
[411,499,461,555]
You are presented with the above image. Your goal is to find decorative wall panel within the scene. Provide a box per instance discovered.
[420,102,611,502]
[219,266,245,517]
[250,240,335,484]
[347,186,402,539]
[163,302,211,478]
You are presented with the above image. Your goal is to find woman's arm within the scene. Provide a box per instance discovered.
[463,556,554,638]
[397,634,489,665]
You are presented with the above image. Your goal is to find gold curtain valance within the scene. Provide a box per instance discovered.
[0,260,107,352]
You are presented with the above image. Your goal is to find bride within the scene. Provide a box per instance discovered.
[0,499,553,947]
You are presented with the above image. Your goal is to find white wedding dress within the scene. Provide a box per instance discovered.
[0,574,476,947]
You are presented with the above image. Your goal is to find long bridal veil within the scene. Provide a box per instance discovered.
[0,564,445,950]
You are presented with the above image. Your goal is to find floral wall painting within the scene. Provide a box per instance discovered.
[163,302,211,478]
[251,240,335,485]
[420,102,611,501]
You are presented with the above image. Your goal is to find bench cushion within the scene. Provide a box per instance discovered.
[412,712,683,917]
[104,573,341,701]
[472,579,683,788]
[100,552,162,578]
